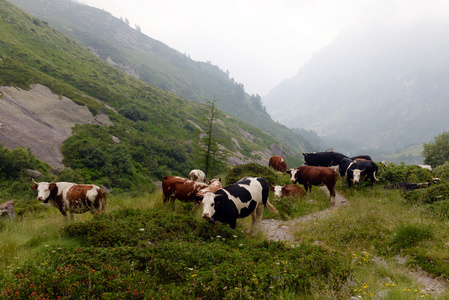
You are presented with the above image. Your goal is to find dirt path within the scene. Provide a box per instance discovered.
[260,187,448,297]
[260,187,347,242]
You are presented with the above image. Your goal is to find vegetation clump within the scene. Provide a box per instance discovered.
[1,208,349,299]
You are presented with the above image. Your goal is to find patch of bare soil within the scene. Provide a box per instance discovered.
[260,187,448,297]
[0,85,113,167]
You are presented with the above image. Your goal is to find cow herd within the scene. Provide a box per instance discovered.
[29,150,380,234]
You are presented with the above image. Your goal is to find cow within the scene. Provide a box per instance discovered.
[201,177,278,234]
[270,184,306,198]
[188,169,207,183]
[195,178,223,203]
[162,176,209,208]
[337,157,357,180]
[345,160,379,187]
[31,179,106,220]
[351,155,372,161]
[303,151,348,167]
[287,166,338,204]
[268,155,287,172]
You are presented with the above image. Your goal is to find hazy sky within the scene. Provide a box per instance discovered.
[80,0,449,96]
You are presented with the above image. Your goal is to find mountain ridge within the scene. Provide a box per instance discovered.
[264,18,449,157]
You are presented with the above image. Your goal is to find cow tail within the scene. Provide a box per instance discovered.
[266,200,279,214]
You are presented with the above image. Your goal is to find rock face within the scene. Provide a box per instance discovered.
[0,84,113,168]
[0,200,15,219]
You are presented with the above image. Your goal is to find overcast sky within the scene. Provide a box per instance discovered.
[80,0,449,96]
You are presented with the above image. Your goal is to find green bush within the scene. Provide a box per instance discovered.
[225,162,280,185]
[403,181,449,205]
[1,208,350,299]
[433,161,449,180]
[389,224,432,250]
[379,162,432,184]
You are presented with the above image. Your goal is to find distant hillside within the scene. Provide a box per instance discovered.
[264,19,449,157]
[7,0,311,154]
[0,0,301,191]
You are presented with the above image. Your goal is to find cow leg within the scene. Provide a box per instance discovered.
[69,211,75,221]
[249,210,258,235]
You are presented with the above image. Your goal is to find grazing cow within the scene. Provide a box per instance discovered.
[346,160,379,187]
[270,184,306,198]
[195,178,223,203]
[201,177,278,234]
[188,169,207,183]
[31,179,106,220]
[268,155,287,172]
[287,166,338,204]
[162,176,209,208]
[303,151,348,167]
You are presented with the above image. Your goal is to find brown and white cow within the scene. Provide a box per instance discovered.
[195,178,223,202]
[268,156,287,172]
[287,166,338,204]
[188,169,207,183]
[162,176,209,209]
[270,184,306,198]
[31,179,106,220]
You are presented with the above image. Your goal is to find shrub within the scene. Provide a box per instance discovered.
[433,161,449,180]
[226,162,280,185]
[2,208,350,299]
[403,181,449,205]
[389,224,432,250]
[379,162,432,184]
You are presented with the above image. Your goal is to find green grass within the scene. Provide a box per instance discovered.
[2,182,449,299]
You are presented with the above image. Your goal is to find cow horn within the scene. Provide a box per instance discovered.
[32,178,38,184]
[49,178,57,184]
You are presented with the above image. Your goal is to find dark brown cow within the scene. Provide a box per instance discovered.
[31,179,106,220]
[162,176,209,208]
[287,166,338,204]
[268,155,287,172]
[270,184,306,198]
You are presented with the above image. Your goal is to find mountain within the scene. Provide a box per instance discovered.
[7,0,311,154]
[264,18,449,157]
[0,0,301,191]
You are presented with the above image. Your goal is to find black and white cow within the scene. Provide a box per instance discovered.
[337,157,357,180]
[346,160,379,187]
[201,177,278,234]
[303,151,348,167]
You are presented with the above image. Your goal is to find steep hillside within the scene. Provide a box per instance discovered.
[264,19,449,156]
[7,0,311,154]
[0,0,300,191]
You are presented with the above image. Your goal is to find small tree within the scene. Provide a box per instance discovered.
[199,97,228,178]
[422,131,449,168]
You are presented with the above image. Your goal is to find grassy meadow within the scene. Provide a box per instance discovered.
[1,166,449,299]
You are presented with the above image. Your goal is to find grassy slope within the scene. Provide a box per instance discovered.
[0,0,298,182]
[7,0,311,155]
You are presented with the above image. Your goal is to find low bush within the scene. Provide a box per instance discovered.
[225,162,280,185]
[1,208,350,299]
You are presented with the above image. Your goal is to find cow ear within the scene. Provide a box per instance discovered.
[49,184,57,190]
[31,184,37,191]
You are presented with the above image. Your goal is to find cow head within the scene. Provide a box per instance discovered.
[31,179,56,201]
[270,185,283,198]
[201,192,220,222]
[351,169,365,185]
[286,168,299,183]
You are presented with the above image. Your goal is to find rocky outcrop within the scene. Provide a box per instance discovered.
[0,84,114,168]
